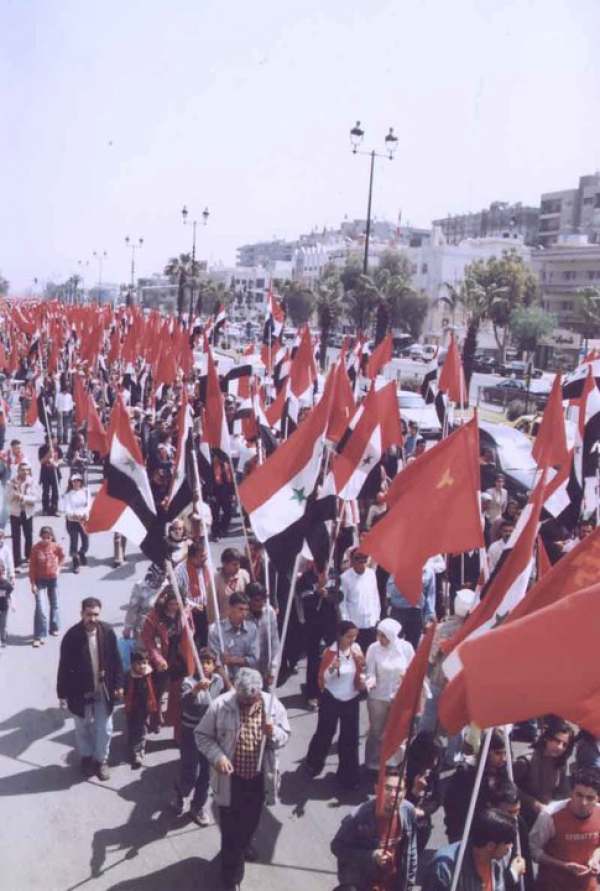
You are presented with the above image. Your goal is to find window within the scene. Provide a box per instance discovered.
[562,270,577,281]
[411,264,417,274]
[584,197,595,205]
[561,301,574,311]
[421,263,428,274]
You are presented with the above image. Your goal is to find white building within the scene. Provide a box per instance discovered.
[406,227,531,345]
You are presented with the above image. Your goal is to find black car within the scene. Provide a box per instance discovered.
[497,360,543,379]
[473,355,497,373]
[479,421,539,502]
[481,378,550,409]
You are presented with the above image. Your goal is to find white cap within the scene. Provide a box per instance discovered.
[454,588,477,618]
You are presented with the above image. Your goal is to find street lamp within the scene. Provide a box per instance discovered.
[125,236,144,306]
[182,204,210,321]
[349,121,398,274]
[77,259,89,304]
[92,251,108,301]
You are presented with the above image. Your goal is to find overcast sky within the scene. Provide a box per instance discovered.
[1,0,599,293]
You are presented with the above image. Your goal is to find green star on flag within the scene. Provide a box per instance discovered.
[291,486,308,504]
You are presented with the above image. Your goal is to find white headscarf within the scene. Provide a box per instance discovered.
[377,617,404,653]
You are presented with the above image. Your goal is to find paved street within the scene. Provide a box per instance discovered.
[0,420,452,891]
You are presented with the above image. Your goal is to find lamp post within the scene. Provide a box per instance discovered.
[349,121,398,274]
[77,259,89,304]
[125,236,144,306]
[182,204,209,321]
[93,250,108,301]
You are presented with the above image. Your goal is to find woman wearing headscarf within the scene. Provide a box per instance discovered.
[364,617,415,771]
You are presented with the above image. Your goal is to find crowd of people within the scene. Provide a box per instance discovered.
[1,326,599,891]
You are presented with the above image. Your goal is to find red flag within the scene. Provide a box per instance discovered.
[202,336,230,456]
[532,374,568,468]
[438,334,466,404]
[362,417,483,602]
[25,395,38,427]
[459,585,600,735]
[326,360,356,443]
[366,333,393,380]
[290,327,318,400]
[376,622,436,813]
[87,394,108,457]
[536,535,552,580]
[265,378,288,429]
[439,523,600,736]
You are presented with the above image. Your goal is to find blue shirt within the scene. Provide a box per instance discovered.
[386,565,436,622]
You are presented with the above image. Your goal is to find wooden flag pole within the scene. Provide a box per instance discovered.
[256,550,302,772]
[449,728,493,891]
[504,725,525,891]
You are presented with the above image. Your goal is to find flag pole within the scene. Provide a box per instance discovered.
[164,558,205,681]
[503,725,525,891]
[449,727,493,891]
[256,550,302,772]
[228,455,256,582]
[190,444,228,672]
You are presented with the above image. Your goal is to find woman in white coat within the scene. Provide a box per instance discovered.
[364,617,415,770]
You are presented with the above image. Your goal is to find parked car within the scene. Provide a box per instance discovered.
[473,354,497,374]
[479,420,540,501]
[497,360,543,379]
[481,378,550,409]
[397,389,441,439]
[509,413,577,451]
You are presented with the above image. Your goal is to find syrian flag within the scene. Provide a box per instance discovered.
[366,333,393,380]
[420,362,449,430]
[285,326,318,431]
[562,357,600,400]
[332,381,402,500]
[223,363,253,399]
[166,392,195,521]
[301,472,339,572]
[238,370,334,571]
[212,303,227,345]
[576,367,600,519]
[263,285,285,342]
[86,394,166,562]
[441,468,547,682]
[542,450,581,527]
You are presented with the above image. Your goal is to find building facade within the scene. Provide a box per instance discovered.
[532,241,600,327]
[433,201,540,247]
[539,173,600,247]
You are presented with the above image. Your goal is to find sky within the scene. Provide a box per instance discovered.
[1,0,599,293]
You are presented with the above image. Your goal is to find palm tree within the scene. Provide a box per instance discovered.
[344,274,379,335]
[461,277,492,385]
[164,253,202,319]
[315,266,343,369]
[575,286,600,344]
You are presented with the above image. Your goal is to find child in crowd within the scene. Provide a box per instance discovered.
[124,649,158,769]
[170,648,229,826]
[0,559,14,647]
[29,525,65,647]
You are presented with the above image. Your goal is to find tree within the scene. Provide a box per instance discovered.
[575,286,600,340]
[164,253,202,318]
[339,255,364,295]
[447,277,490,386]
[281,281,316,328]
[315,264,343,369]
[0,273,9,296]
[372,250,421,343]
[343,273,379,334]
[465,251,539,363]
[509,305,555,358]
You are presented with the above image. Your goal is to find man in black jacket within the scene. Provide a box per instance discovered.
[57,597,124,781]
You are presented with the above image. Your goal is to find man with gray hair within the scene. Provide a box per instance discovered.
[195,667,291,891]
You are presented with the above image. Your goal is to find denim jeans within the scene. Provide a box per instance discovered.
[34,577,59,639]
[0,609,8,642]
[178,724,209,809]
[73,695,113,763]
[66,520,89,557]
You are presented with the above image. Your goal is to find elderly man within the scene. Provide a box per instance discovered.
[208,591,259,682]
[195,667,291,891]
[57,597,124,781]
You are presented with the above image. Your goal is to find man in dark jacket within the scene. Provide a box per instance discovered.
[331,769,418,890]
[422,808,517,891]
[57,597,124,781]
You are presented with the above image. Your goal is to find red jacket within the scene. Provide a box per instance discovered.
[29,542,65,581]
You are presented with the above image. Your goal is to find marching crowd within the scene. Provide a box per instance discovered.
[0,340,599,891]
